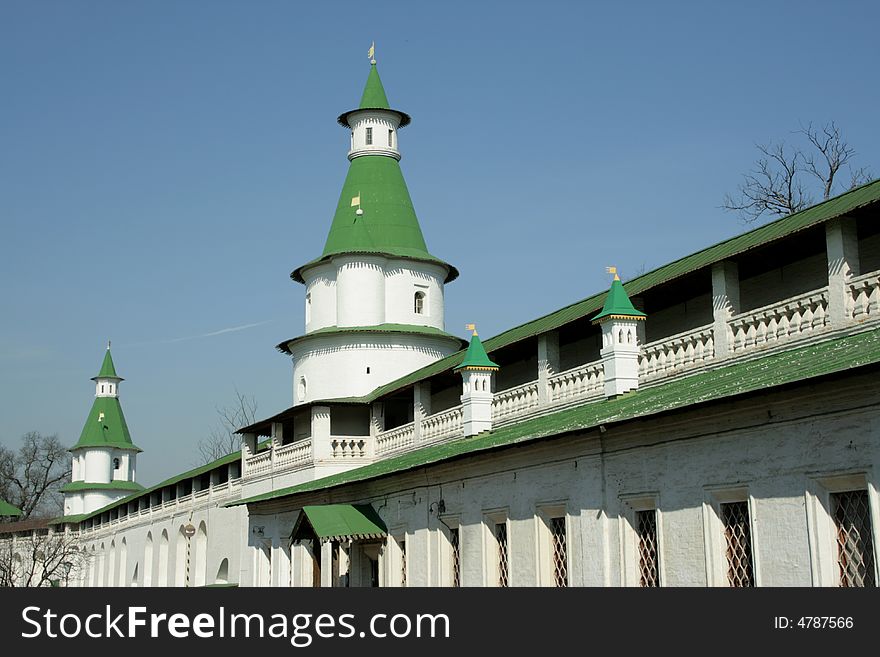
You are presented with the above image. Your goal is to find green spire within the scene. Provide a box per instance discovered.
[293,62,456,283]
[94,344,120,379]
[455,331,500,371]
[591,277,647,323]
[359,63,390,109]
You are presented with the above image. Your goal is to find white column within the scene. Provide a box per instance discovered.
[370,402,384,437]
[825,218,860,324]
[413,381,431,442]
[321,541,335,588]
[310,406,332,461]
[711,261,740,357]
[538,332,560,405]
[240,433,257,477]
[630,297,647,346]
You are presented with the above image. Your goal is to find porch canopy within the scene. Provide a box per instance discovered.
[290,504,387,544]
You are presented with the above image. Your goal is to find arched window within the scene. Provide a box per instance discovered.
[414,291,425,315]
[366,126,373,145]
[297,377,307,402]
[388,129,393,147]
[113,458,120,470]
[215,558,229,585]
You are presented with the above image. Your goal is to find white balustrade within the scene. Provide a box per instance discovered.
[639,324,715,377]
[492,381,540,422]
[245,451,272,476]
[376,422,415,455]
[275,439,313,468]
[549,362,604,403]
[420,405,463,443]
[848,271,880,320]
[728,288,829,353]
[330,436,369,459]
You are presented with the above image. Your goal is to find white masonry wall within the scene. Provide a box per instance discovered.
[243,370,880,587]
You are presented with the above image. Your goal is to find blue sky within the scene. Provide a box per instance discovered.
[2,0,878,485]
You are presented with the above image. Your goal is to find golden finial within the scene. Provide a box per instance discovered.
[606,266,620,281]
[465,323,477,336]
[368,41,376,65]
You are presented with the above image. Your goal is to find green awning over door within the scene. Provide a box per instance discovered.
[290,504,387,543]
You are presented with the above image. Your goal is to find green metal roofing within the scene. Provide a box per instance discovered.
[292,156,457,283]
[592,278,647,323]
[277,323,467,354]
[93,347,120,379]
[60,480,144,493]
[291,504,388,543]
[337,63,411,128]
[360,64,390,109]
[71,396,141,452]
[455,332,499,370]
[232,325,880,507]
[331,178,880,403]
[0,499,22,517]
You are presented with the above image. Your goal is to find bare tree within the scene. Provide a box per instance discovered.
[0,432,70,520]
[723,121,872,224]
[196,389,258,464]
[0,526,86,587]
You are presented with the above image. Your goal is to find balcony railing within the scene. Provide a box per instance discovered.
[728,287,829,353]
[848,271,880,320]
[330,436,370,459]
[276,439,313,468]
[549,361,604,404]
[421,404,463,443]
[376,422,415,456]
[493,381,540,423]
[639,324,715,378]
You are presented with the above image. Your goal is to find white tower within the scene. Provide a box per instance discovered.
[592,271,647,398]
[280,57,465,403]
[62,344,144,517]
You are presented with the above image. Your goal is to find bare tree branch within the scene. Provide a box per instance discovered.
[196,389,258,464]
[0,433,70,520]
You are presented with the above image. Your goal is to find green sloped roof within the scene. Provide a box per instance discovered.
[592,278,647,322]
[360,64,389,109]
[455,332,499,370]
[232,326,880,507]
[324,178,880,404]
[72,396,141,452]
[277,323,467,354]
[0,499,22,517]
[292,156,457,283]
[94,348,120,379]
[60,480,144,493]
[292,504,387,542]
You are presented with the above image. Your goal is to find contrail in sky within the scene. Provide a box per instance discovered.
[119,320,272,347]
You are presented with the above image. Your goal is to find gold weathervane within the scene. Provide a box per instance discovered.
[368,41,376,64]
[606,266,620,281]
[465,323,477,336]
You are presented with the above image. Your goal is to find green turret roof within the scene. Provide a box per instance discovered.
[72,396,141,452]
[0,499,22,517]
[360,63,390,109]
[294,64,455,283]
[591,278,647,323]
[93,346,121,379]
[338,63,411,128]
[455,332,499,371]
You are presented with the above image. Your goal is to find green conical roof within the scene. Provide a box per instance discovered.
[360,63,390,109]
[72,396,141,452]
[591,278,647,323]
[0,499,22,517]
[455,332,499,371]
[93,347,120,379]
[295,64,455,283]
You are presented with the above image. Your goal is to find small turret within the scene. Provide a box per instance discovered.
[455,326,500,436]
[592,268,647,398]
